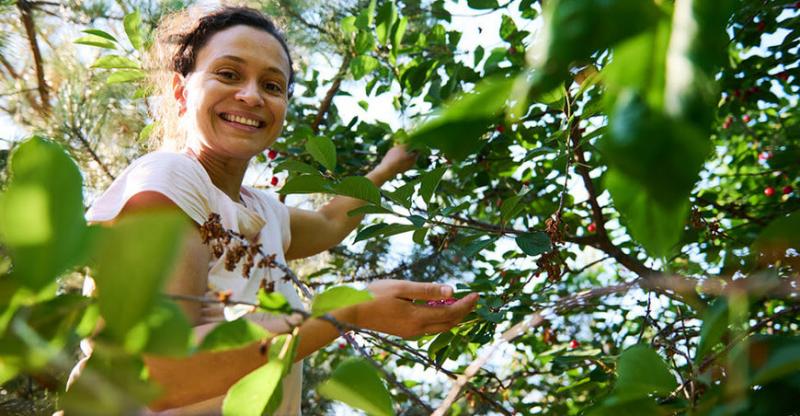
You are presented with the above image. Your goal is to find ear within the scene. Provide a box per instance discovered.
[172,73,187,116]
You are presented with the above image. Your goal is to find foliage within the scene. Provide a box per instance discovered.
[1,0,800,415]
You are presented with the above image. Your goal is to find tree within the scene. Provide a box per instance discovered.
[1,0,799,415]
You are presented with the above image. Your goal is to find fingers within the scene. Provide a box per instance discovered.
[393,281,455,301]
[421,293,480,324]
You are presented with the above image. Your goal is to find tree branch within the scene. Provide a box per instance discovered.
[17,0,50,114]
[311,54,352,134]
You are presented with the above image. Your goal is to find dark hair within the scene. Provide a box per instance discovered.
[170,7,295,97]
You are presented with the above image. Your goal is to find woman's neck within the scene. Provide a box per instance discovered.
[186,145,249,203]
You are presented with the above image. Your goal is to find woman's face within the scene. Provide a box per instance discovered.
[176,25,291,160]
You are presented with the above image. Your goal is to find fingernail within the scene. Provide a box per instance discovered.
[441,286,453,297]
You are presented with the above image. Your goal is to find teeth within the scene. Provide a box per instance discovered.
[222,113,261,127]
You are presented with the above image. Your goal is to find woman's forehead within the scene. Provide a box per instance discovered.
[195,25,291,79]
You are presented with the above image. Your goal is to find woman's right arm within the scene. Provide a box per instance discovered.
[120,192,478,411]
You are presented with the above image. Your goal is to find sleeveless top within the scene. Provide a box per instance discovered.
[84,150,304,415]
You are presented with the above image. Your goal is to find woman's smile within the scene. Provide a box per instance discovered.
[218,111,266,131]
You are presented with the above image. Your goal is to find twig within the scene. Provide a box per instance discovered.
[432,281,637,415]
[17,0,50,114]
[311,54,352,134]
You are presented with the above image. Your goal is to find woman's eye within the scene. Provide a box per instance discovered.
[217,70,238,80]
[263,82,283,93]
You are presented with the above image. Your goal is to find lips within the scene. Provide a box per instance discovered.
[219,112,265,128]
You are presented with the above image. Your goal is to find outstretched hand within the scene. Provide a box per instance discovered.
[354,280,480,339]
[376,144,418,178]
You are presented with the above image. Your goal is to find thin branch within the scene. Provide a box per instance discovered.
[68,126,116,181]
[433,281,637,415]
[311,54,352,134]
[17,0,50,114]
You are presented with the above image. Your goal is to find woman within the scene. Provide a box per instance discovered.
[82,5,479,415]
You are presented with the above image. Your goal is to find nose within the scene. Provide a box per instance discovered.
[234,81,264,107]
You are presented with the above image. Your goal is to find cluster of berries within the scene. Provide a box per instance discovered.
[426,298,458,307]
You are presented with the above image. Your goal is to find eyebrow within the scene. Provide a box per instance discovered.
[215,55,288,80]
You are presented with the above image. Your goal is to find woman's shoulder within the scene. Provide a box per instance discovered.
[87,151,214,225]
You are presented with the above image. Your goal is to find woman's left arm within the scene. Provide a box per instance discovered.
[285,145,417,260]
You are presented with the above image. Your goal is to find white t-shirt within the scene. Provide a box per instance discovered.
[84,150,304,415]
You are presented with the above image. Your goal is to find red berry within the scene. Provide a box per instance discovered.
[742,114,751,123]
[757,21,766,32]
[764,186,775,197]
[733,89,741,98]
[496,125,505,133]
[587,222,597,233]
[267,149,278,160]
[778,71,789,81]
[338,342,346,349]
[270,176,279,186]
[569,340,580,349]
[749,86,759,94]
[783,185,793,195]
[795,1,800,9]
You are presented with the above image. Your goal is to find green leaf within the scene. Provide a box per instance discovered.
[123,9,144,51]
[311,286,373,317]
[516,232,552,256]
[696,298,729,362]
[81,29,117,42]
[391,17,408,57]
[347,205,394,217]
[751,211,800,265]
[61,345,158,415]
[533,0,661,92]
[199,318,270,352]
[407,76,516,161]
[499,15,518,41]
[412,227,429,245]
[462,236,498,257]
[333,176,382,205]
[318,358,395,416]
[500,194,524,223]
[419,167,446,204]
[91,55,140,69]
[92,211,188,341]
[751,341,800,386]
[138,123,155,142]
[605,170,688,258]
[355,0,376,30]
[106,69,146,84]
[222,360,285,416]
[354,223,417,243]
[0,137,87,290]
[273,159,320,175]
[130,299,193,357]
[305,136,337,171]
[278,174,331,195]
[375,1,398,46]
[75,34,117,50]
[355,30,376,55]
[341,16,357,35]
[257,289,293,315]
[614,345,676,400]
[385,179,417,209]
[351,55,380,80]
[467,0,499,9]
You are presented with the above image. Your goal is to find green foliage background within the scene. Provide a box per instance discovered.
[1,0,799,415]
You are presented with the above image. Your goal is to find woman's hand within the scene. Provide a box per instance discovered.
[375,144,418,178]
[354,280,480,339]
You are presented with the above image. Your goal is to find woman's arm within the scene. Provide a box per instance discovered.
[123,190,479,411]
[285,145,417,260]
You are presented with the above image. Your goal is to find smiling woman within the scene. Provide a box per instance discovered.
[69,5,479,415]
